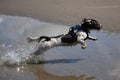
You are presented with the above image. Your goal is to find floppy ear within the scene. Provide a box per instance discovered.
[81,18,87,24]
[83,18,87,22]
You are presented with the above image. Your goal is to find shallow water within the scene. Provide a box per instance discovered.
[0,14,120,80]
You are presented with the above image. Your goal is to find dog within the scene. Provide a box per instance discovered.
[27,18,102,56]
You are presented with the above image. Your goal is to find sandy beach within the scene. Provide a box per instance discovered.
[0,0,120,32]
[0,0,120,80]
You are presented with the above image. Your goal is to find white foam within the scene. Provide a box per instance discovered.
[0,44,37,66]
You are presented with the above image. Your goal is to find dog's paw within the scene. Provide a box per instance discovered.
[88,36,98,41]
[92,38,98,41]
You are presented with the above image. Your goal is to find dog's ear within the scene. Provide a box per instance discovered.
[83,18,87,22]
[81,18,87,24]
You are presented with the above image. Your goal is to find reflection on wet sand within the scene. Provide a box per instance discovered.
[24,58,95,80]
[0,61,96,80]
[24,64,96,80]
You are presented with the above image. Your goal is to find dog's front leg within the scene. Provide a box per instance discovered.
[79,40,87,49]
[88,35,98,41]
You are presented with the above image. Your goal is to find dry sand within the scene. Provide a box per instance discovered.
[0,0,120,32]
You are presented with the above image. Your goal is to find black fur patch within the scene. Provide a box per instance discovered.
[38,36,51,42]
[61,34,77,44]
[37,34,64,42]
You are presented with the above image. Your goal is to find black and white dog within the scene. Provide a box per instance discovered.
[27,18,102,56]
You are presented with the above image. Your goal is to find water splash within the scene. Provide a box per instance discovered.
[0,43,37,66]
[0,14,67,66]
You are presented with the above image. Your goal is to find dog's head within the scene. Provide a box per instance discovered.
[81,18,102,32]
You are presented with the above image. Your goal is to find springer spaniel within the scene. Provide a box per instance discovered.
[27,18,102,56]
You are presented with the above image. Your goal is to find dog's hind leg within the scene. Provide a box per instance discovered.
[31,49,42,56]
[25,50,44,64]
[25,49,42,60]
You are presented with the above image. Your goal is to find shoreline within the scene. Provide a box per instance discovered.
[0,0,120,32]
[0,13,120,33]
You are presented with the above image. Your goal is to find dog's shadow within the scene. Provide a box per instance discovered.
[26,58,84,64]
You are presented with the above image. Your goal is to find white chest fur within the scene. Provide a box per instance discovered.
[76,31,87,41]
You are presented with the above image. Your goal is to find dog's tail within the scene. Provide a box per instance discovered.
[26,36,38,43]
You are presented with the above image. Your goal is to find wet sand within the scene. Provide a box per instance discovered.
[0,64,95,80]
[0,0,120,32]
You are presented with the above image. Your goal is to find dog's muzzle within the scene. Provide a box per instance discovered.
[99,24,102,30]
[96,24,102,30]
